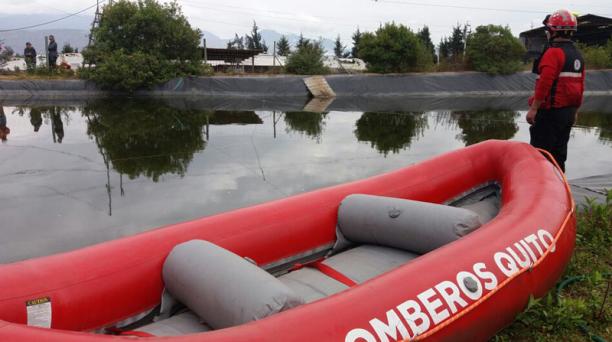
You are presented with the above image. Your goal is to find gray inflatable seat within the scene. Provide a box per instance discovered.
[278,267,349,303]
[338,194,482,254]
[135,311,211,336]
[322,244,419,284]
[162,240,304,330]
[278,245,418,302]
[458,195,500,224]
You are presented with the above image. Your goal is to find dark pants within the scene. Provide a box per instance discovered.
[48,55,57,68]
[530,107,576,172]
[25,58,36,71]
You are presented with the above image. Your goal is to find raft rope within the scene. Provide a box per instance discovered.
[409,148,576,340]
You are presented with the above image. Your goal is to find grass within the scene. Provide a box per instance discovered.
[494,191,612,341]
[0,66,77,80]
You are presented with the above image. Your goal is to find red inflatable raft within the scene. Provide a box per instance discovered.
[0,140,575,341]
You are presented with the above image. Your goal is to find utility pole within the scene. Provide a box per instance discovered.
[88,0,102,48]
[44,36,49,68]
[203,38,207,63]
[273,41,276,67]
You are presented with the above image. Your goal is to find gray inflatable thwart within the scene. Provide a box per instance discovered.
[162,240,304,330]
[337,194,482,254]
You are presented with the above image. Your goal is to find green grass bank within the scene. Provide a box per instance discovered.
[496,191,611,341]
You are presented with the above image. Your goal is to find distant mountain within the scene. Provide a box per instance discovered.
[260,30,337,54]
[0,30,89,53]
[0,14,92,31]
[201,31,226,48]
[0,14,339,54]
[201,30,337,53]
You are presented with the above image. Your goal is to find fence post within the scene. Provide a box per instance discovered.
[44,36,49,67]
[273,41,276,67]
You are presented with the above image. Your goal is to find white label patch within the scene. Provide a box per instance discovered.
[26,297,52,328]
[574,59,581,71]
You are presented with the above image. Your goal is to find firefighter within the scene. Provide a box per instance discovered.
[526,9,585,173]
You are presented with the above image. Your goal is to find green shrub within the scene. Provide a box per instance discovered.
[285,40,328,75]
[82,50,177,91]
[579,41,612,69]
[466,25,526,75]
[358,23,433,73]
[81,0,207,92]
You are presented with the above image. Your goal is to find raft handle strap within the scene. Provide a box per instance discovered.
[291,260,357,287]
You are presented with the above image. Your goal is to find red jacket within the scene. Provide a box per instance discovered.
[529,41,585,109]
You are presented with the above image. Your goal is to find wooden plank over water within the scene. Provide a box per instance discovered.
[303,76,336,98]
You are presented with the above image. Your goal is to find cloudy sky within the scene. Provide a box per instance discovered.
[1,0,612,43]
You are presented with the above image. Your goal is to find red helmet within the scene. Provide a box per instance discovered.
[544,9,578,31]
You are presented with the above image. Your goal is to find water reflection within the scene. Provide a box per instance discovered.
[354,112,427,156]
[50,107,65,143]
[576,111,612,145]
[208,111,263,125]
[29,107,43,132]
[2,98,612,263]
[449,111,520,146]
[0,106,9,142]
[11,105,73,141]
[83,99,209,182]
[284,111,327,141]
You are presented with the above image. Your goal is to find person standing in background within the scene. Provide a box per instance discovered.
[24,42,37,71]
[526,9,585,172]
[48,35,58,69]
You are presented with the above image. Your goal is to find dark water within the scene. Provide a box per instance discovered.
[1,98,611,263]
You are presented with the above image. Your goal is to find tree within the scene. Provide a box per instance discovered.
[62,43,75,54]
[578,40,612,69]
[277,35,291,56]
[358,23,433,73]
[442,23,470,62]
[82,0,205,92]
[439,37,450,60]
[296,33,310,50]
[417,26,436,63]
[334,35,346,58]
[227,33,245,49]
[351,28,362,58]
[245,21,267,52]
[285,40,328,75]
[0,44,14,64]
[465,25,526,74]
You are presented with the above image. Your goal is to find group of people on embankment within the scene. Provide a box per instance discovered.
[21,35,61,71]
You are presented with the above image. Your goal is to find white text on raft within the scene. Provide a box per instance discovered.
[345,229,556,342]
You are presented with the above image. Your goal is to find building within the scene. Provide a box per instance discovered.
[519,14,612,59]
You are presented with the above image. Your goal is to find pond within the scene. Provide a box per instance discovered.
[1,98,611,263]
